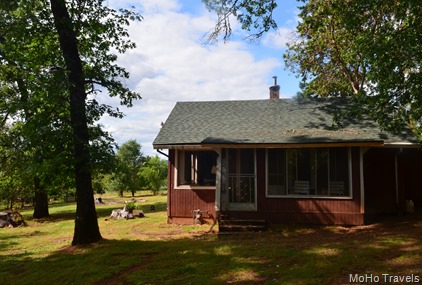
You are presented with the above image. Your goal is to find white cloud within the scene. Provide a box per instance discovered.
[262,27,295,50]
[101,0,288,157]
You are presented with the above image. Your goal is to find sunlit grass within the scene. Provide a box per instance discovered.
[218,268,264,283]
[1,193,421,285]
[305,247,340,257]
[214,244,234,256]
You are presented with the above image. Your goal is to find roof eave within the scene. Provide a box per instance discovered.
[153,140,386,150]
[153,144,212,150]
[201,141,384,148]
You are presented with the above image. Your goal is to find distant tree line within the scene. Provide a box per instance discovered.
[0,139,167,210]
[95,139,168,197]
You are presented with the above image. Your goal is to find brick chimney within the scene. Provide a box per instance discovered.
[269,76,280,99]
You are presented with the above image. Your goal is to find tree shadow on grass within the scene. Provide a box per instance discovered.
[1,237,268,285]
[1,215,421,285]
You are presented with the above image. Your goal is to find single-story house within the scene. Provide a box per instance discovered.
[153,83,421,226]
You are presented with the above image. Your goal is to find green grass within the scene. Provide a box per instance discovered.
[1,193,421,284]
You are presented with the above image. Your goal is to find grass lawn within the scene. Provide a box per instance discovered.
[1,193,421,285]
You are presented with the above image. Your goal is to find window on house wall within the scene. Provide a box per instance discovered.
[177,150,217,187]
[267,148,351,197]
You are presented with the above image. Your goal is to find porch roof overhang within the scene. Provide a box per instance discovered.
[153,140,386,150]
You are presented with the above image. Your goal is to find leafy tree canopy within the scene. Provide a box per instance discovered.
[204,0,421,141]
[0,0,142,243]
[0,0,139,204]
[116,140,144,196]
[139,156,167,195]
[284,0,421,140]
[202,0,278,43]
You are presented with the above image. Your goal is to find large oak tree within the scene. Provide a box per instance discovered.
[0,0,141,244]
[50,0,103,244]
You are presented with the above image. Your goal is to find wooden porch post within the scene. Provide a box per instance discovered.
[360,147,369,215]
[215,149,222,212]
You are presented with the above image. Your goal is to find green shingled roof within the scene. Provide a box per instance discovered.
[153,98,417,148]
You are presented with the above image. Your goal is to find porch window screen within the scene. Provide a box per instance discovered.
[177,150,217,187]
[267,148,350,197]
[228,149,256,204]
[267,149,286,195]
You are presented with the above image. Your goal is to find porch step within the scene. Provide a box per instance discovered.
[219,219,266,233]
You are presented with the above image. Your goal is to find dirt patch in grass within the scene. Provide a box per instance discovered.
[94,253,158,285]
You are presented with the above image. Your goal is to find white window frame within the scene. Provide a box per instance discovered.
[174,149,217,190]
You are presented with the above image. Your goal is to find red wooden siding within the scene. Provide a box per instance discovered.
[167,147,421,226]
[167,149,216,224]
[169,189,216,221]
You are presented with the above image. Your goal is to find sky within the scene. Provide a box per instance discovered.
[101,0,301,157]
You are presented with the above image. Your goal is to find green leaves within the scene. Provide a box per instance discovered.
[285,0,421,140]
[138,155,168,195]
[115,140,144,195]
[0,0,142,208]
[202,0,278,43]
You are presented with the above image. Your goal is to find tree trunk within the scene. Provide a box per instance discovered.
[33,177,49,218]
[50,0,101,245]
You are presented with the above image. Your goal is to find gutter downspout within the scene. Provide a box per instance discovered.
[157,149,169,158]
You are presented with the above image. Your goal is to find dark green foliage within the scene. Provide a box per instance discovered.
[116,140,144,197]
[284,0,421,140]
[0,0,141,244]
[139,156,168,195]
[203,0,421,141]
